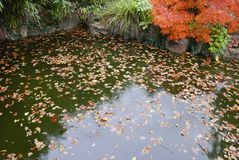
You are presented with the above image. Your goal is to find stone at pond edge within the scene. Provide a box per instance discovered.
[0,25,27,41]
[0,24,6,40]
[165,39,190,54]
[58,14,81,30]
[224,34,239,60]
[88,21,109,36]
[137,26,166,48]
[188,40,204,55]
[0,13,82,41]
[19,26,28,38]
[224,48,239,59]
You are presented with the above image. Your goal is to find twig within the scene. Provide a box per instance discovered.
[159,144,174,154]
[198,143,210,159]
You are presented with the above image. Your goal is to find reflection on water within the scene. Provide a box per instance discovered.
[41,85,215,160]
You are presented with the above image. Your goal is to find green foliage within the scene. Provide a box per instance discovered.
[24,1,41,23]
[88,0,112,5]
[79,4,103,20]
[98,0,152,37]
[0,1,3,12]
[99,0,137,35]
[6,16,18,29]
[50,0,76,20]
[77,0,112,18]
[2,0,41,28]
[136,0,152,30]
[209,25,231,60]
[0,0,75,29]
[136,0,151,11]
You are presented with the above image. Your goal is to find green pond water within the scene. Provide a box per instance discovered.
[0,28,238,160]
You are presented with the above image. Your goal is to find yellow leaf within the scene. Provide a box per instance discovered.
[132,157,137,160]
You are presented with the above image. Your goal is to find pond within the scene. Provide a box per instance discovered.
[0,28,238,160]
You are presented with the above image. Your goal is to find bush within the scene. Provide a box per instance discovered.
[151,0,239,42]
[151,0,239,59]
[77,0,110,21]
[0,0,76,28]
[98,0,152,38]
[50,0,76,21]
[0,2,4,12]
[209,25,231,60]
[136,0,152,29]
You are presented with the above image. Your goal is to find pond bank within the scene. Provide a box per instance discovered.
[0,14,81,41]
[1,14,239,60]
[88,20,239,60]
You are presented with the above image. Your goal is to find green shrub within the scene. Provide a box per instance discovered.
[0,2,3,12]
[78,0,107,21]
[136,0,152,30]
[24,1,41,23]
[50,0,76,20]
[0,0,76,28]
[88,0,112,5]
[77,0,112,17]
[98,0,152,37]
[209,25,231,61]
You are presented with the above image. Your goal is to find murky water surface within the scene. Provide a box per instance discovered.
[0,28,238,160]
[42,85,214,160]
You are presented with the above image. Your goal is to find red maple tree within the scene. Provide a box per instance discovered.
[151,0,239,42]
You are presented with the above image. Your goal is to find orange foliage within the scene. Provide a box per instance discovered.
[151,0,239,42]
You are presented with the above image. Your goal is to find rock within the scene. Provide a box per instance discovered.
[88,21,108,36]
[58,14,81,30]
[26,26,41,37]
[224,34,239,60]
[46,26,59,34]
[139,26,159,40]
[0,25,6,41]
[231,34,239,40]
[0,12,81,41]
[28,14,81,37]
[6,29,21,41]
[165,39,190,54]
[19,26,28,38]
[198,43,212,57]
[148,26,160,41]
[127,25,140,39]
[0,24,20,41]
[86,13,95,25]
[28,25,58,37]
[136,25,167,48]
[224,48,239,59]
[189,40,204,55]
